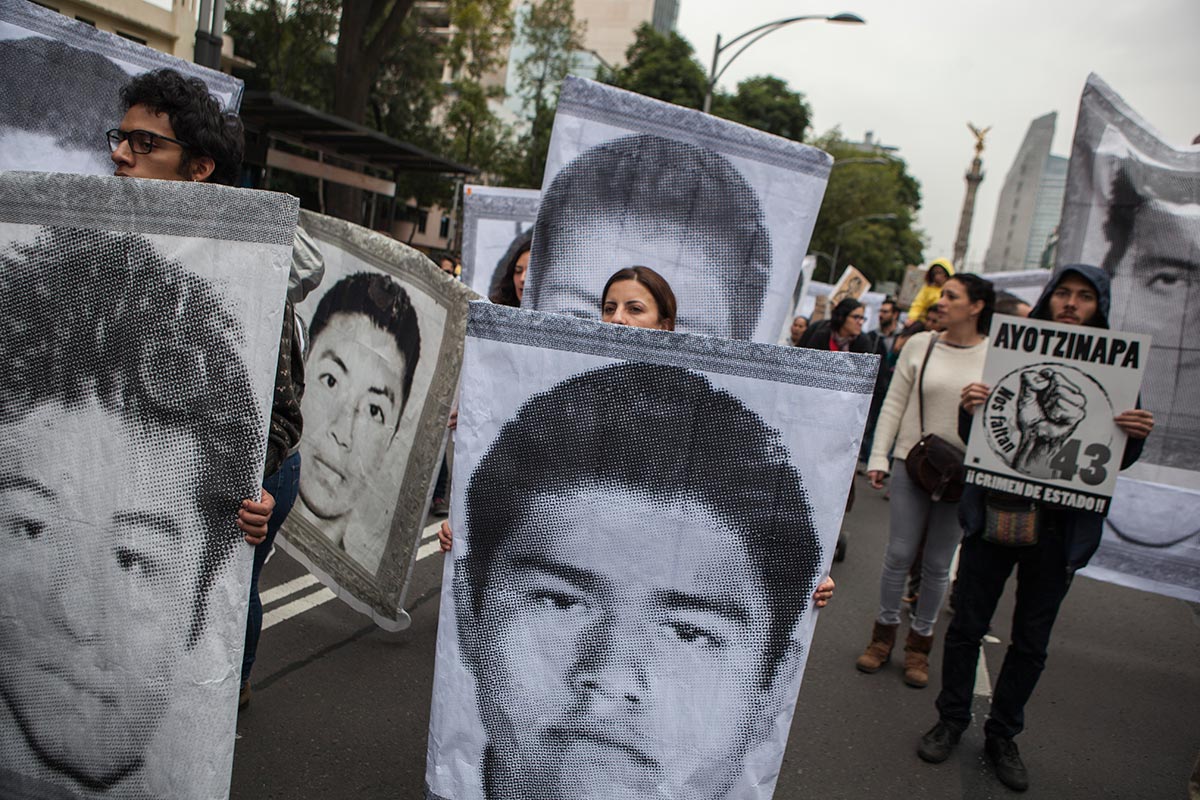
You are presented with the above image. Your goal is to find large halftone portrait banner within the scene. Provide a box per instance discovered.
[524,77,832,343]
[279,211,474,629]
[0,0,243,176]
[1056,73,1200,602]
[460,184,540,302]
[425,304,878,800]
[0,171,294,798]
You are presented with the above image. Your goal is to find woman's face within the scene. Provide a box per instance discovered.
[789,316,808,345]
[513,251,530,302]
[930,265,949,287]
[838,307,865,338]
[936,278,982,330]
[601,279,669,330]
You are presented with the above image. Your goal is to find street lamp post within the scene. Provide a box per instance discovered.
[829,213,898,282]
[703,12,865,114]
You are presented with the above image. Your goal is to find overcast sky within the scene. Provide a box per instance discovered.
[676,0,1199,271]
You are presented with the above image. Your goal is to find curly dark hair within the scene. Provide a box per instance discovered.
[120,68,244,186]
[0,227,262,647]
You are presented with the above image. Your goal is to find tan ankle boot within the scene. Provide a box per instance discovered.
[903,630,935,687]
[855,622,898,673]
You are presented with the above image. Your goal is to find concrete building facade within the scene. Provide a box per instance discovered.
[983,112,1067,272]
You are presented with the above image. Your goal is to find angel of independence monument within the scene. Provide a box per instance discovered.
[952,123,990,267]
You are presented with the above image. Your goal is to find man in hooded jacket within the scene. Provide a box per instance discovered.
[916,264,1155,792]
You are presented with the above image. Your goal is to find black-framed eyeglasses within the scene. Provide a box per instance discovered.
[106,128,189,155]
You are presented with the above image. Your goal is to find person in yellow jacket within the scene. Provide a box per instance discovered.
[907,258,953,322]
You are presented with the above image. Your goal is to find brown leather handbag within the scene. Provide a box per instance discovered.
[904,334,966,503]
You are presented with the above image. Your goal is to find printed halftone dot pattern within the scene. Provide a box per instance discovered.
[528,134,771,341]
[1100,162,1200,469]
[457,362,821,799]
[0,226,261,790]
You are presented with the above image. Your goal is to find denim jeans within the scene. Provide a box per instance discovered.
[241,451,301,686]
[935,527,1071,739]
[877,460,963,636]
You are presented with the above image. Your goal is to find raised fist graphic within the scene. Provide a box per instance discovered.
[1010,367,1087,475]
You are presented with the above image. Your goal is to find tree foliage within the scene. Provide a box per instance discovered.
[226,0,340,109]
[712,76,811,143]
[604,23,706,109]
[807,132,926,286]
[506,0,585,187]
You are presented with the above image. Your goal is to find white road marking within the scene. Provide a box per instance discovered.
[260,520,447,629]
[262,587,337,630]
[260,574,320,606]
[974,648,993,697]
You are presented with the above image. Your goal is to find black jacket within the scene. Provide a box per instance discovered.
[797,319,880,355]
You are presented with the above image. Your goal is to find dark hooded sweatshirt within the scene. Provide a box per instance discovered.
[957,264,1145,574]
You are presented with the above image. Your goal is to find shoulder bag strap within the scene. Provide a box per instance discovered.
[916,333,939,435]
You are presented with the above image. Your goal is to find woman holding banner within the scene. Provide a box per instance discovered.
[859,273,994,687]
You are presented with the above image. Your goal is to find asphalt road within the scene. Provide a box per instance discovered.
[231,475,1200,799]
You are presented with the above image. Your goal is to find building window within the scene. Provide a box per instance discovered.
[116,31,148,45]
[439,215,451,239]
[417,210,428,234]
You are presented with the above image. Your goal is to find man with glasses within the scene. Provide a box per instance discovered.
[107,69,319,708]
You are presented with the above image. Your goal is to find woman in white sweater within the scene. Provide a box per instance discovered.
[858,273,995,688]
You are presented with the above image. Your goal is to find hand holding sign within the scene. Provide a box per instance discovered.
[1012,367,1087,474]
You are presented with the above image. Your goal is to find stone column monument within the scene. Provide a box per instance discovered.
[953,123,989,267]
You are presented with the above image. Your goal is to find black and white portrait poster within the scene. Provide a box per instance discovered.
[523,76,832,343]
[965,314,1149,512]
[460,184,540,301]
[1056,73,1200,602]
[279,210,473,629]
[426,304,878,800]
[0,0,243,175]
[0,171,295,798]
[828,266,871,310]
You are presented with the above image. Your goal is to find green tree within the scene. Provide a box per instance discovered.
[807,132,926,286]
[508,0,586,187]
[604,23,706,109]
[712,76,811,142]
[226,0,340,109]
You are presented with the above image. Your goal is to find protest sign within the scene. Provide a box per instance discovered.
[1056,73,1200,601]
[898,265,926,310]
[524,76,832,343]
[0,170,294,799]
[279,210,474,629]
[965,313,1150,514]
[426,303,878,800]
[829,266,871,309]
[0,0,243,176]
[459,184,540,301]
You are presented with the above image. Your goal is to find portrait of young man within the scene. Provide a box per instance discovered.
[444,361,823,800]
[1100,162,1200,469]
[525,133,773,341]
[297,271,421,573]
[0,226,262,798]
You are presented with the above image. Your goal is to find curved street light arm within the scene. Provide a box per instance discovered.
[716,14,829,55]
[711,22,809,88]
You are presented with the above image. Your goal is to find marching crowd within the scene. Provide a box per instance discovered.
[0,63,1170,800]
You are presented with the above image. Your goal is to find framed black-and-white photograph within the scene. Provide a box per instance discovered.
[0,170,295,799]
[965,314,1149,511]
[279,210,474,629]
[523,76,832,343]
[459,184,540,302]
[0,0,242,175]
[1056,73,1200,602]
[426,304,878,800]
